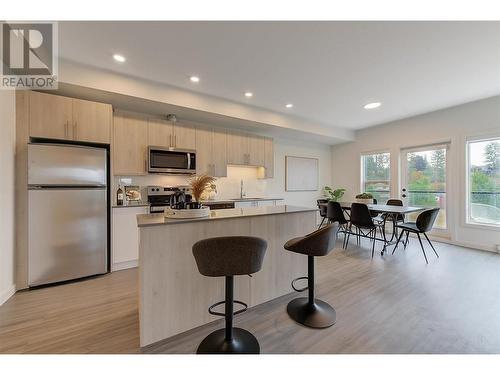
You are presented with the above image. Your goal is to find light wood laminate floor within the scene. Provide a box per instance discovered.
[2,237,500,354]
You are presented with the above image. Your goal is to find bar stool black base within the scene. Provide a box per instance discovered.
[287,297,336,329]
[196,328,260,354]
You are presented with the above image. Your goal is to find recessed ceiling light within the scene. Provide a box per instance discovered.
[190,76,200,83]
[244,92,253,98]
[364,102,381,110]
[113,54,126,63]
[285,103,293,108]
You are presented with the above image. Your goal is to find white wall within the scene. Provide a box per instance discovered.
[114,136,332,209]
[331,95,500,252]
[0,90,16,305]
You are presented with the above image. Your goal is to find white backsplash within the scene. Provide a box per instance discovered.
[113,165,269,204]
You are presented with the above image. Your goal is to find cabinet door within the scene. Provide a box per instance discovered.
[227,130,249,165]
[249,134,265,166]
[264,137,274,178]
[195,126,213,175]
[148,118,173,148]
[212,128,227,177]
[234,201,254,208]
[72,98,112,143]
[29,91,72,140]
[257,200,275,207]
[173,122,196,150]
[112,207,148,270]
[113,112,148,175]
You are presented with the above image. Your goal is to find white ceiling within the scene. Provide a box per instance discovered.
[59,21,500,131]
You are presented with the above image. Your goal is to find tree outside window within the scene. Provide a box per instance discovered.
[405,148,447,228]
[361,152,390,203]
[468,138,500,226]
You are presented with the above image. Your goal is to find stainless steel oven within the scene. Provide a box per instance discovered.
[148,146,196,174]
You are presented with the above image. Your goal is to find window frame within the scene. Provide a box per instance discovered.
[465,134,500,230]
[400,143,450,232]
[360,150,392,203]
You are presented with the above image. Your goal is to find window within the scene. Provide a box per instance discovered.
[361,152,391,203]
[467,137,500,227]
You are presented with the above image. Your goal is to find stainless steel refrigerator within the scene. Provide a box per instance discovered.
[28,143,108,287]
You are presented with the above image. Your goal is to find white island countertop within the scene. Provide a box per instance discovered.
[136,205,317,227]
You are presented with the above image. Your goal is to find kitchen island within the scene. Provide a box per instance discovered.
[137,205,317,347]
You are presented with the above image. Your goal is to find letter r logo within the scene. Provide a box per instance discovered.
[2,22,54,76]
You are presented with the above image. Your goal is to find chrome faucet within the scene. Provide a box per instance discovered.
[240,179,246,199]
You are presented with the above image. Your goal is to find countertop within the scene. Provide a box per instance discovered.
[112,203,149,209]
[113,197,284,208]
[136,205,317,227]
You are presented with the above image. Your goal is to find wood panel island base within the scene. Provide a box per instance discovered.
[137,206,317,347]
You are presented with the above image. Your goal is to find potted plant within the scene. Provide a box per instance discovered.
[324,186,346,202]
[355,192,374,204]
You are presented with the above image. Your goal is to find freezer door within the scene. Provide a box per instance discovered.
[28,143,107,186]
[28,188,108,286]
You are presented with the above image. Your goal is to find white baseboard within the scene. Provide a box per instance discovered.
[429,236,499,254]
[390,230,498,254]
[0,284,16,306]
[111,259,138,272]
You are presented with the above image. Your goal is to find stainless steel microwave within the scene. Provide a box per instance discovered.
[148,146,196,174]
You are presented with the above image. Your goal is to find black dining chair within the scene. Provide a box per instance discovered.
[345,203,384,257]
[326,201,349,248]
[317,199,328,228]
[369,198,380,218]
[384,199,405,222]
[377,198,406,244]
[392,208,440,264]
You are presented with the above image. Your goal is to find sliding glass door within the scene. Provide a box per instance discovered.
[401,144,448,231]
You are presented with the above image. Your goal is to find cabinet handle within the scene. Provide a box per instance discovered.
[73,121,77,139]
[174,135,177,148]
[64,121,68,138]
[169,134,172,147]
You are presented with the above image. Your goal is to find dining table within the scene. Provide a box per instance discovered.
[320,201,426,255]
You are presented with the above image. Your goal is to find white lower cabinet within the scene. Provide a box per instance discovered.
[112,206,148,271]
[257,200,275,207]
[234,201,256,208]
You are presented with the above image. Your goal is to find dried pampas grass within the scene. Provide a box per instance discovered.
[189,174,216,202]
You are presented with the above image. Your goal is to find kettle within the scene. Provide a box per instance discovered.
[169,191,186,209]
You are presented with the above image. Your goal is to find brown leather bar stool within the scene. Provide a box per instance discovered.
[284,224,338,329]
[192,236,267,354]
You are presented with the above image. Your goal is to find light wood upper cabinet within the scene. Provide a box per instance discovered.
[113,112,148,175]
[173,122,196,150]
[148,119,195,149]
[195,126,212,175]
[195,126,227,177]
[28,91,111,144]
[212,129,227,177]
[148,118,173,148]
[29,91,73,140]
[227,130,249,165]
[264,137,274,178]
[227,131,271,169]
[72,99,112,143]
[249,134,265,166]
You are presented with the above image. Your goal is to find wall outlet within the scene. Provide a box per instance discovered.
[496,244,500,252]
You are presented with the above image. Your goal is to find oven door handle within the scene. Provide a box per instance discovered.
[187,153,191,170]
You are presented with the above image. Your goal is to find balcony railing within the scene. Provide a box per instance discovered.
[469,191,500,225]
